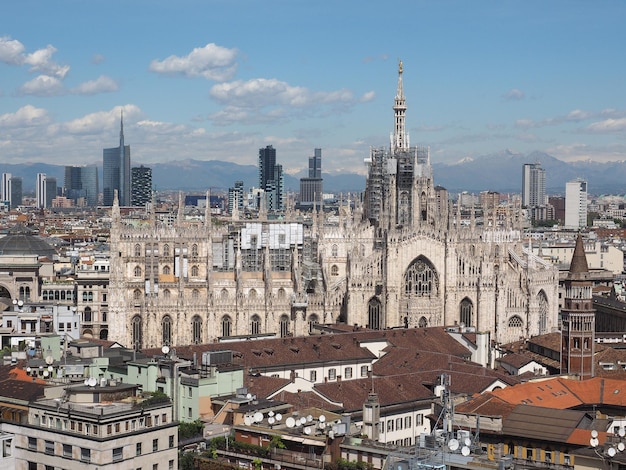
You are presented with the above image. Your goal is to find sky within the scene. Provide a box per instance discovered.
[1,1,625,176]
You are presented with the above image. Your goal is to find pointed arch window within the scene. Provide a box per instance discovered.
[279,314,290,337]
[331,265,339,276]
[131,315,142,351]
[251,314,261,335]
[191,244,199,257]
[460,298,473,327]
[331,244,338,257]
[191,265,199,277]
[538,290,548,334]
[163,244,170,257]
[163,265,171,275]
[508,315,523,328]
[192,289,199,300]
[368,297,383,330]
[418,316,428,328]
[192,315,202,344]
[162,315,172,346]
[134,265,142,277]
[221,315,232,338]
[308,314,319,334]
[404,257,438,297]
[133,289,142,300]
[134,244,141,257]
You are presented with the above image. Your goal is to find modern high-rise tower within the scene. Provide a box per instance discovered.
[36,173,56,209]
[131,165,152,207]
[522,163,546,208]
[103,112,131,206]
[258,145,283,212]
[565,178,587,229]
[9,176,22,209]
[1,173,11,203]
[299,148,323,210]
[64,165,99,206]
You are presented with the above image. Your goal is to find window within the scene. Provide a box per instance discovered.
[416,414,423,426]
[396,418,402,430]
[163,265,171,275]
[191,265,199,277]
[387,420,394,432]
[81,447,91,463]
[310,370,317,382]
[192,315,202,344]
[192,289,199,300]
[134,265,142,277]
[134,289,142,300]
[328,368,336,380]
[63,444,72,458]
[250,314,261,335]
[331,264,339,276]
[526,448,533,460]
[405,416,412,428]
[361,365,369,377]
[460,298,473,327]
[280,314,290,337]
[153,439,159,452]
[191,244,198,257]
[162,315,172,345]
[368,297,383,330]
[153,464,158,470]
[508,315,523,328]
[28,437,36,450]
[163,244,170,256]
[45,440,54,455]
[221,315,232,337]
[169,460,175,470]
[113,447,123,462]
[331,244,338,257]
[169,435,175,448]
[344,367,353,379]
[136,442,142,456]
[134,244,141,257]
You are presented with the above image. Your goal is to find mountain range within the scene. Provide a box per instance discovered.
[1,151,625,196]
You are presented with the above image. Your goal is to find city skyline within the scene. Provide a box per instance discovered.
[1,1,625,175]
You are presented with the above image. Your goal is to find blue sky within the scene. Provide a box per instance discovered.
[1,1,625,175]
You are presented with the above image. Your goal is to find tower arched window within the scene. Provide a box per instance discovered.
[163,244,170,257]
[192,315,202,344]
[162,315,172,345]
[221,315,232,338]
[163,289,170,299]
[277,288,286,300]
[192,289,199,300]
[249,289,257,299]
[251,314,261,335]
[460,298,473,327]
[279,314,290,337]
[331,265,339,276]
[508,315,523,328]
[83,307,92,323]
[191,244,198,257]
[418,316,428,328]
[191,265,199,277]
[134,266,142,277]
[163,265,171,275]
[133,289,142,300]
[221,288,229,300]
[131,315,142,351]
[331,244,338,257]
[134,244,141,257]
[368,297,383,330]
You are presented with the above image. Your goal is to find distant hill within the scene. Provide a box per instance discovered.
[2,152,625,196]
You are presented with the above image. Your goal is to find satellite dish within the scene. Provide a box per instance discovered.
[268,417,275,425]
[254,412,263,423]
[246,393,252,399]
[268,411,275,417]
[84,379,89,386]
[590,438,599,448]
[286,417,296,428]
[43,371,49,377]
[307,415,313,422]
[319,422,326,429]
[464,438,472,447]
[619,428,626,438]
[45,356,54,365]
[161,345,170,355]
[607,447,617,458]
[300,417,307,425]
[461,446,470,456]
[244,416,252,426]
[319,415,326,423]
[88,377,97,387]
[618,442,625,452]
[591,430,599,439]
[328,430,334,439]
[275,413,282,422]
[304,426,311,435]
[448,439,459,451]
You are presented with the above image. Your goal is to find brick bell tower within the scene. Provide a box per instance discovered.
[561,234,595,378]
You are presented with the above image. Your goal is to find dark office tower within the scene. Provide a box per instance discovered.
[131,165,152,206]
[64,165,99,206]
[103,112,131,206]
[228,180,244,214]
[44,177,57,208]
[9,176,22,209]
[299,148,323,210]
[258,145,283,212]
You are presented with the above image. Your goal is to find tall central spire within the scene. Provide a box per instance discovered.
[392,59,408,152]
[119,109,125,148]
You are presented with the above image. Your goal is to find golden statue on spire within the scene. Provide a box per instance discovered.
[399,59,403,74]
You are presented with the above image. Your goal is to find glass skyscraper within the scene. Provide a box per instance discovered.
[103,112,131,206]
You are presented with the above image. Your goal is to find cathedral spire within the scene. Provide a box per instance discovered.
[391,59,408,152]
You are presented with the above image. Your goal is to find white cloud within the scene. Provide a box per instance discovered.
[92,54,105,64]
[0,36,25,64]
[0,105,50,128]
[503,88,525,101]
[23,44,69,78]
[585,118,626,133]
[149,43,238,81]
[62,105,142,135]
[72,75,119,95]
[17,75,65,96]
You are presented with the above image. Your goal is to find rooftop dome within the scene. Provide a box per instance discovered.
[0,224,56,258]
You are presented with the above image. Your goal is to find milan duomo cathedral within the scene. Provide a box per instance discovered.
[108,61,560,350]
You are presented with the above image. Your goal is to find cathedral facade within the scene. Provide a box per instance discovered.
[108,61,559,350]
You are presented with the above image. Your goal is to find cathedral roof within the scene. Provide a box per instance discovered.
[568,234,589,278]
